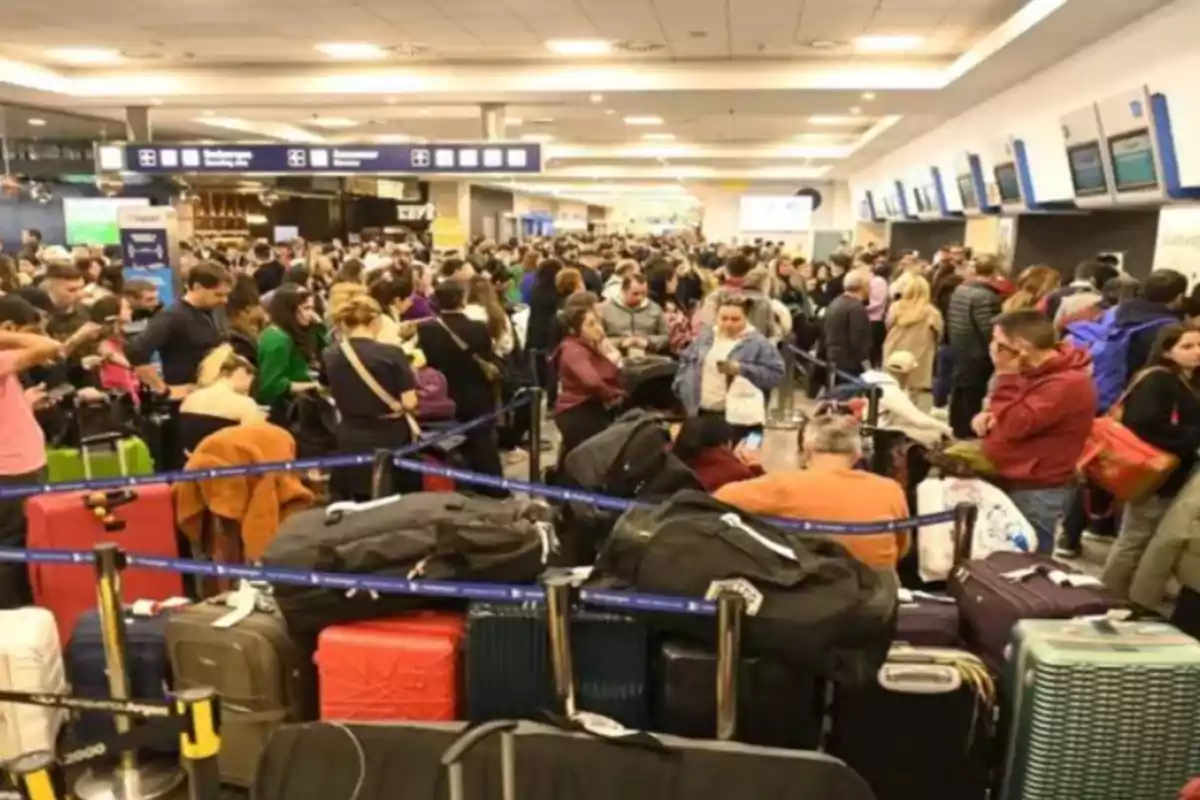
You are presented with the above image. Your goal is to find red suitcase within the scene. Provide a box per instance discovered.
[27,485,184,644]
[316,612,465,722]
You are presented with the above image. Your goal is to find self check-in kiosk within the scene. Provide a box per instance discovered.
[1096,86,1200,206]
[912,166,954,220]
[954,152,997,215]
[1060,104,1117,207]
[860,191,880,223]
[891,180,914,220]
[987,137,1042,213]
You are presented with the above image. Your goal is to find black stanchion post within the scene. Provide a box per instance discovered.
[543,573,577,718]
[175,687,222,800]
[826,360,837,394]
[529,386,545,483]
[866,385,887,476]
[371,448,393,499]
[777,345,796,425]
[951,502,979,565]
[75,544,182,799]
[714,591,746,742]
[5,752,65,800]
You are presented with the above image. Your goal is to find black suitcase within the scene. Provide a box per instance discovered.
[827,646,994,800]
[895,595,960,647]
[654,640,823,749]
[465,603,651,730]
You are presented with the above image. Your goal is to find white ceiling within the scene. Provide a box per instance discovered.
[0,0,1179,192]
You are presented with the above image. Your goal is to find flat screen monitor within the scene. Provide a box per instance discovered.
[1067,142,1108,196]
[738,195,813,232]
[1109,130,1159,193]
[62,197,150,246]
[994,163,1021,203]
[273,225,299,243]
[957,175,977,209]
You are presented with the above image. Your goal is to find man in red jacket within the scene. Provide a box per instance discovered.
[976,310,1097,553]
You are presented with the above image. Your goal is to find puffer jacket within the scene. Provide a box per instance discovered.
[1130,468,1200,609]
[946,280,1003,359]
[596,297,669,352]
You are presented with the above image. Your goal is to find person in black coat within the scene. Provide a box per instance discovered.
[823,268,872,378]
[1102,322,1200,600]
[525,258,564,406]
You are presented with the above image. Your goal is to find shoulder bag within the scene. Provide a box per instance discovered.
[338,339,422,441]
[436,317,503,408]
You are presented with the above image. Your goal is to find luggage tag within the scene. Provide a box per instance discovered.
[129,597,191,617]
[705,578,764,616]
[209,582,273,628]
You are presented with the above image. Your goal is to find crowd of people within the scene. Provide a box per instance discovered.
[0,226,1198,636]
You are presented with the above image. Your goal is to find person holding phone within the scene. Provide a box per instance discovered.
[88,294,141,404]
[671,415,764,493]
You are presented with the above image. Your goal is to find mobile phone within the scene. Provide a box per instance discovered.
[741,432,764,451]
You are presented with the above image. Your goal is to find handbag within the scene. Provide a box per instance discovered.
[338,340,422,441]
[1076,367,1184,503]
[725,375,766,426]
[436,318,503,383]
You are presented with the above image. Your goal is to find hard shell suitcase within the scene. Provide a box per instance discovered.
[65,609,176,754]
[465,603,651,730]
[653,640,823,749]
[828,645,995,800]
[947,551,1122,671]
[46,435,154,484]
[27,484,183,645]
[0,607,68,764]
[895,593,960,647]
[1000,619,1200,800]
[317,612,465,722]
[165,601,306,787]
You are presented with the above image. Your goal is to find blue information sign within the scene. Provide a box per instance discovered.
[119,227,175,307]
[117,142,542,175]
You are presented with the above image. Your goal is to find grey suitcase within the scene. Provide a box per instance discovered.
[1000,618,1200,800]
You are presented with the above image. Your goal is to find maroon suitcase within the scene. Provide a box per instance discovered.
[895,596,959,647]
[947,552,1123,671]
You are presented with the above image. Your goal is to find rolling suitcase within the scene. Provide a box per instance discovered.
[0,607,68,764]
[165,600,307,787]
[947,551,1122,671]
[465,603,651,730]
[45,434,154,484]
[317,612,465,722]
[828,645,995,800]
[895,592,959,647]
[1000,619,1200,800]
[27,483,183,645]
[65,608,177,754]
[653,640,823,749]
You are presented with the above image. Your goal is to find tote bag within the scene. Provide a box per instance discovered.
[917,477,1035,582]
[725,375,766,426]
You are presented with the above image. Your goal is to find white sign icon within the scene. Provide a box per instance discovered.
[411,149,432,168]
[483,148,503,168]
[434,149,455,168]
[160,149,179,168]
[309,149,329,168]
[181,149,200,168]
[506,149,528,168]
[286,149,308,168]
[458,149,479,168]
[137,149,158,167]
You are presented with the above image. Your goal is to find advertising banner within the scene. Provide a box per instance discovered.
[118,207,180,307]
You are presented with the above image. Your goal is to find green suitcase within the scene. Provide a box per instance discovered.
[46,435,155,484]
[1001,618,1200,800]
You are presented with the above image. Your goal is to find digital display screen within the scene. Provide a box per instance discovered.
[63,197,151,246]
[957,175,977,209]
[994,163,1021,203]
[1067,143,1108,196]
[1109,130,1159,192]
[738,195,813,232]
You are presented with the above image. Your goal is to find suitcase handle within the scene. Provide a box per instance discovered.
[440,720,519,767]
[877,663,963,695]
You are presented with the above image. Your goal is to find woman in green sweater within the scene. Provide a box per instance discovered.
[257,284,327,418]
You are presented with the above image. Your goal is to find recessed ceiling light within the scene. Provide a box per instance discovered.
[808,115,858,125]
[507,117,524,126]
[850,106,862,115]
[854,35,924,53]
[624,115,664,126]
[642,133,675,141]
[804,40,841,51]
[530,117,555,124]
[310,117,358,128]
[520,133,554,143]
[416,108,430,116]
[861,92,876,101]
[605,109,616,116]
[545,39,611,56]
[27,118,47,127]
[589,93,604,104]
[46,47,121,64]
[315,42,389,60]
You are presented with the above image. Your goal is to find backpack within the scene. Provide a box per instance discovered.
[561,409,697,498]
[588,491,897,686]
[414,366,456,422]
[1065,308,1174,411]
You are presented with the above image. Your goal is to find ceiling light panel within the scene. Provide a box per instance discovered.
[545,39,611,56]
[315,42,388,60]
[624,116,664,126]
[854,35,924,53]
[46,47,121,64]
[309,117,358,128]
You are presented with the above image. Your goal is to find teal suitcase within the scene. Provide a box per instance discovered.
[1001,618,1200,800]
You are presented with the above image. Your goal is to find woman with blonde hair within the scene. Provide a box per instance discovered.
[883,275,943,395]
[1003,265,1061,313]
[179,344,264,455]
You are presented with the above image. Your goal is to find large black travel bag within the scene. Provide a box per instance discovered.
[261,492,551,636]
[588,491,897,686]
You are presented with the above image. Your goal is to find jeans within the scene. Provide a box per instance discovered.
[1009,486,1072,555]
[1101,494,1173,600]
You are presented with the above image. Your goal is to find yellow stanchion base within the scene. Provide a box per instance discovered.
[73,762,184,800]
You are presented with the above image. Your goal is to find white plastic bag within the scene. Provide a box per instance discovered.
[917,477,1036,582]
[725,375,766,426]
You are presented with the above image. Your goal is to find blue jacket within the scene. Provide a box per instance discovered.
[673,328,785,416]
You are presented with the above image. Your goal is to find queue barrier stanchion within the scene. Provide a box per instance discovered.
[528,386,545,484]
[543,573,577,718]
[864,384,888,477]
[75,543,184,800]
[371,448,394,499]
[174,688,222,800]
[952,502,979,565]
[714,591,746,742]
[6,752,65,800]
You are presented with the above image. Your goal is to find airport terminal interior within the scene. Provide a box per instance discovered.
[4,0,1200,798]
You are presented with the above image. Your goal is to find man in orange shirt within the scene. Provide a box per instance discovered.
[715,413,910,571]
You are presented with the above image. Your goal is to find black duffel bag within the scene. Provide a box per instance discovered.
[588,490,897,686]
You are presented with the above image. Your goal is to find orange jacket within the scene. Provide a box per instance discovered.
[174,423,316,561]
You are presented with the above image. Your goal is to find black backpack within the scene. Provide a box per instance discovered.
[589,491,897,686]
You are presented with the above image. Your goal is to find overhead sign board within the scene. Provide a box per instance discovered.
[98,142,543,175]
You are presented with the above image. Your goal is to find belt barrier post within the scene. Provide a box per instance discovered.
[371,448,393,499]
[175,688,222,800]
[951,502,980,565]
[528,386,545,483]
[543,573,577,718]
[714,591,745,742]
[6,752,65,800]
[74,544,183,800]
[826,359,837,394]
[866,385,887,476]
